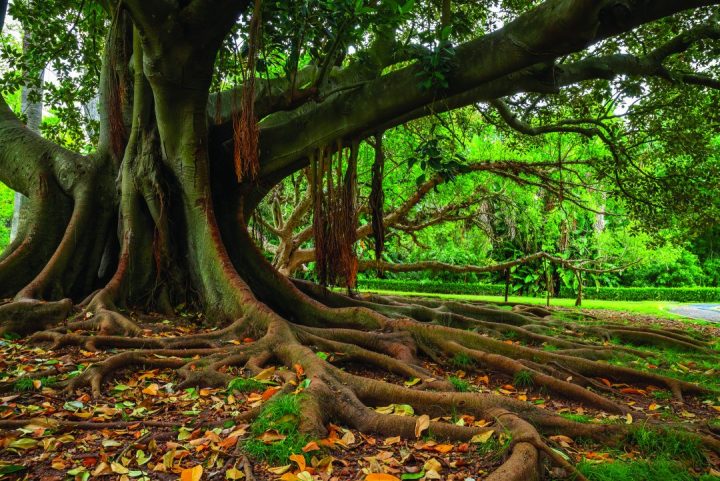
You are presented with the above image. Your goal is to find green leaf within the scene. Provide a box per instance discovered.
[0,465,27,474]
[401,472,425,480]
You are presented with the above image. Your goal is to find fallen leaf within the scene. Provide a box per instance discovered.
[289,454,306,472]
[384,436,401,446]
[365,474,401,481]
[414,415,430,438]
[142,383,160,396]
[423,458,442,473]
[256,430,286,444]
[181,465,203,481]
[470,430,494,444]
[268,465,291,474]
[111,462,129,474]
[226,467,245,480]
[625,413,633,424]
[302,441,320,452]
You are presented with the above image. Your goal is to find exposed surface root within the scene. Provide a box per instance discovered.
[0,298,72,336]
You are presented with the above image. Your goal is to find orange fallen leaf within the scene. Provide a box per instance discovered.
[302,441,320,452]
[620,388,646,395]
[261,387,280,401]
[365,474,401,481]
[598,378,612,387]
[290,453,306,472]
[180,465,203,481]
[433,444,453,453]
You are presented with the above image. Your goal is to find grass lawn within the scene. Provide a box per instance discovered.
[359,288,691,320]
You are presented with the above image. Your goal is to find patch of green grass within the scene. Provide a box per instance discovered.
[558,412,593,423]
[244,394,310,465]
[513,369,534,389]
[629,428,706,467]
[542,343,559,352]
[227,377,266,393]
[449,376,471,392]
[450,352,474,369]
[577,457,697,481]
[651,390,673,400]
[13,377,34,391]
[357,289,693,320]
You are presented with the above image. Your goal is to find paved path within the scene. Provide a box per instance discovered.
[670,303,720,322]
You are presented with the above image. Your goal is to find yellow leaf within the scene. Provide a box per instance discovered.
[365,474,401,481]
[625,413,633,425]
[404,377,421,387]
[414,415,430,438]
[253,367,276,380]
[296,472,313,481]
[181,465,203,481]
[226,467,245,480]
[470,430,494,444]
[111,462,129,474]
[267,465,292,475]
[648,403,660,411]
[423,458,442,473]
[712,406,720,412]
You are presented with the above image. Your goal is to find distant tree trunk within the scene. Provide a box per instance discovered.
[575,271,583,307]
[504,269,510,302]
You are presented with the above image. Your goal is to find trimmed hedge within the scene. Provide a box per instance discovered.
[358,279,506,296]
[357,279,720,303]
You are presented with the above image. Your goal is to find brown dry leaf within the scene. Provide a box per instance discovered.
[414,415,430,438]
[384,436,401,446]
[433,444,453,453]
[180,465,203,481]
[549,435,574,447]
[256,429,286,444]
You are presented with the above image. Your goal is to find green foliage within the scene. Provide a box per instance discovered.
[558,412,593,423]
[450,352,474,369]
[227,377,266,393]
[512,370,534,389]
[629,428,706,467]
[448,376,471,392]
[244,394,310,465]
[0,182,13,251]
[577,457,698,481]
[12,377,34,391]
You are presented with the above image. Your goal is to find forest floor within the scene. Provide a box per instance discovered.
[1,306,719,481]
